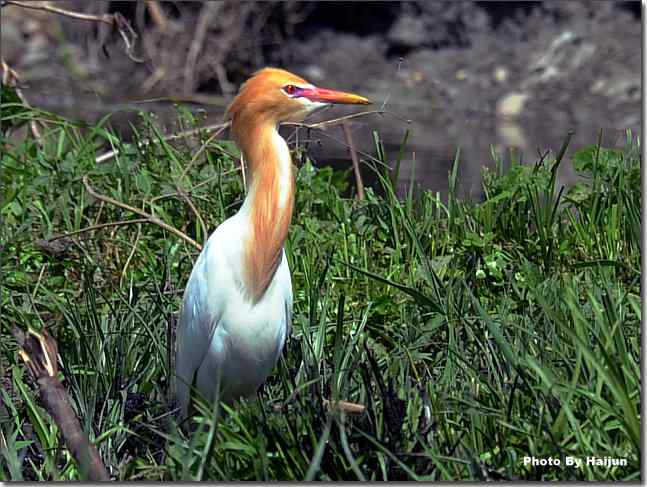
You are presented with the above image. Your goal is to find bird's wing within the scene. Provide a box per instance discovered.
[281,250,293,340]
[176,240,292,416]
[175,250,221,418]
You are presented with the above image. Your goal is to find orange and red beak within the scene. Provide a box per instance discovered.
[299,86,371,105]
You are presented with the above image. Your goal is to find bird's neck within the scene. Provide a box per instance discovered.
[236,122,295,303]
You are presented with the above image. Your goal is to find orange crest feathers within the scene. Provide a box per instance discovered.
[225,68,311,130]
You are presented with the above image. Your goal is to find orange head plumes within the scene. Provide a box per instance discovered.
[226,68,370,303]
[226,67,370,137]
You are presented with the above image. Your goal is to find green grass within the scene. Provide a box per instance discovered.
[0,92,641,481]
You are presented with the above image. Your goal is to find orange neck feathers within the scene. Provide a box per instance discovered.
[234,120,295,303]
[223,67,369,303]
[226,68,370,302]
[225,69,309,303]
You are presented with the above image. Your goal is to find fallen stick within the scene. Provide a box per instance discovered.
[12,327,110,481]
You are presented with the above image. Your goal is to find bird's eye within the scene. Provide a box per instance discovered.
[283,84,298,96]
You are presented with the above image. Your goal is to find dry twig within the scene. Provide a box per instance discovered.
[4,0,114,23]
[82,176,202,251]
[46,218,150,242]
[178,124,232,180]
[85,107,409,258]
[149,167,239,203]
[139,2,258,96]
[12,327,110,481]
[285,109,411,131]
[274,381,366,415]
[341,122,365,201]
[145,0,168,32]
[95,121,230,164]
[3,0,142,62]
[120,222,142,287]
[184,2,222,94]
[175,187,208,241]
[1,57,42,142]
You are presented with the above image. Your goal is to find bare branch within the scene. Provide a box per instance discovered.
[131,93,229,107]
[186,167,240,191]
[94,109,405,167]
[12,327,110,481]
[284,109,412,131]
[46,218,150,242]
[82,176,202,251]
[145,0,168,32]
[296,126,392,171]
[95,121,230,164]
[3,1,142,63]
[184,2,221,94]
[114,12,143,63]
[178,125,232,181]
[175,187,208,242]
[323,399,366,414]
[1,57,43,142]
[4,0,114,24]
[341,123,365,201]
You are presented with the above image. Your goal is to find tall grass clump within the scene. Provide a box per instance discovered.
[1,90,640,480]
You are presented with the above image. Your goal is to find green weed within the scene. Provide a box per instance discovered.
[0,96,640,480]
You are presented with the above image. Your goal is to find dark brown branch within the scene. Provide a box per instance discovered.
[12,327,110,481]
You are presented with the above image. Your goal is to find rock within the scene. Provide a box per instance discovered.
[494,66,508,83]
[592,76,641,103]
[525,30,596,86]
[497,122,529,152]
[496,93,530,118]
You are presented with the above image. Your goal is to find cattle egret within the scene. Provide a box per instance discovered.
[176,68,370,417]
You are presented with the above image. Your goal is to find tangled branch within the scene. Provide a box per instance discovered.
[2,0,142,62]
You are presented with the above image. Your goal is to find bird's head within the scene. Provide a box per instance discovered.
[226,68,370,130]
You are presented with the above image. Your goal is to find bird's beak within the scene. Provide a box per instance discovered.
[300,87,371,105]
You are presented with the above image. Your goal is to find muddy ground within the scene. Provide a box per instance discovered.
[1,1,641,198]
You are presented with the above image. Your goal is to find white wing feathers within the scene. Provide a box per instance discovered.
[175,250,220,418]
[175,218,293,418]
